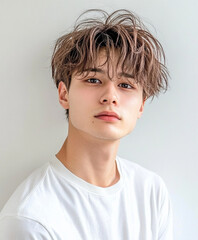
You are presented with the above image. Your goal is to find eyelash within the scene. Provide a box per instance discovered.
[86,78,134,89]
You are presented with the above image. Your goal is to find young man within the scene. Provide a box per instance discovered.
[0,9,173,239]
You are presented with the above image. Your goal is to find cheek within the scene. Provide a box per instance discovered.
[122,98,143,126]
[123,96,142,112]
[68,88,94,116]
[69,86,95,101]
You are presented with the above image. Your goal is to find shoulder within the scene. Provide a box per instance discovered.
[117,155,173,233]
[118,155,163,180]
[0,216,52,239]
[0,161,55,238]
[0,161,55,220]
[117,155,169,195]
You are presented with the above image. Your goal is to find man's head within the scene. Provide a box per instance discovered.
[51,9,169,121]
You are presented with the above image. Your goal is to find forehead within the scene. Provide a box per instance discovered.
[94,48,120,68]
[74,48,132,79]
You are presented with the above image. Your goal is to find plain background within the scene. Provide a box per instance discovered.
[0,0,197,239]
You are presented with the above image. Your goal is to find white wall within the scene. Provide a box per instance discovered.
[0,0,197,239]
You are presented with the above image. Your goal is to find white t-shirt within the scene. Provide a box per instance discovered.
[0,155,173,240]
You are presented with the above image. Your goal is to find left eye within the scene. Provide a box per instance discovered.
[119,83,133,89]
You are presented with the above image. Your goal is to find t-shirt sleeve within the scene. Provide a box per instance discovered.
[0,216,52,240]
[157,178,174,240]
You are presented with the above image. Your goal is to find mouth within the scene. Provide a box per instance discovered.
[94,111,121,122]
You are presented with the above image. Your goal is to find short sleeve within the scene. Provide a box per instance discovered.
[157,178,174,240]
[0,216,52,240]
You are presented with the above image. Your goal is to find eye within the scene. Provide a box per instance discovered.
[118,83,134,89]
[86,78,101,84]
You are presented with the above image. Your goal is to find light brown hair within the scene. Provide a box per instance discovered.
[51,9,169,120]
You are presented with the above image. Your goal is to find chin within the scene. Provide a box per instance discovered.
[93,130,126,141]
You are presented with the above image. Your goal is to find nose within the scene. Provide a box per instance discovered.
[100,83,118,105]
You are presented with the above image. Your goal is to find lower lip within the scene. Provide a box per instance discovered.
[95,115,120,122]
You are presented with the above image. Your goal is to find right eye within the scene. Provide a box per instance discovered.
[86,78,101,84]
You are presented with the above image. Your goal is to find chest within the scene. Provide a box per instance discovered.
[49,188,158,240]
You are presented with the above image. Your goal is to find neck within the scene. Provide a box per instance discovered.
[56,126,120,187]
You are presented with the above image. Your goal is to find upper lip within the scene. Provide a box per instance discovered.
[94,111,121,120]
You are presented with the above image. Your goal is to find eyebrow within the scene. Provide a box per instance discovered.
[83,68,135,79]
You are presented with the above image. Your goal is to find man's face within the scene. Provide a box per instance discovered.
[62,49,145,141]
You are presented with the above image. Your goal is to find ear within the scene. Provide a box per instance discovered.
[137,98,146,119]
[58,81,69,109]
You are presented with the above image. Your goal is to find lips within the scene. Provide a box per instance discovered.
[94,111,121,120]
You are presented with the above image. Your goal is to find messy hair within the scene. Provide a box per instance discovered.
[51,9,169,120]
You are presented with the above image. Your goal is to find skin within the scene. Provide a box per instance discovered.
[56,49,145,187]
